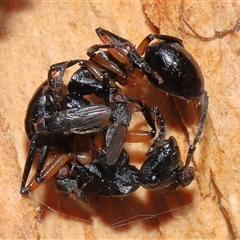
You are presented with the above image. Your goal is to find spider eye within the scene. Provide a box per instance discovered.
[147,175,160,188]
[56,166,71,179]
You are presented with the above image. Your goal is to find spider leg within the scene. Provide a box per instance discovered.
[48,59,82,75]
[125,98,164,143]
[88,43,132,67]
[87,46,143,86]
[27,153,74,193]
[21,133,47,194]
[145,107,166,155]
[35,144,50,182]
[183,91,209,170]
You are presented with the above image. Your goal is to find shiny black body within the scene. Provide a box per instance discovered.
[144,35,204,100]
[95,28,205,101]
[139,137,195,194]
[53,91,209,202]
[55,136,195,202]
[68,65,118,105]
[56,149,140,199]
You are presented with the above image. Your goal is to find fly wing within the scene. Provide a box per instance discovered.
[59,105,111,134]
[105,122,127,166]
[105,96,131,166]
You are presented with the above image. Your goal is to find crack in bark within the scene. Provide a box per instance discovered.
[179,7,240,41]
[210,169,238,240]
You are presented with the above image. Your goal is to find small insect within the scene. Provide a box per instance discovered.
[105,93,159,166]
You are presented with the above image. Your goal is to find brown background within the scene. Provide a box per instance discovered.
[0,0,240,239]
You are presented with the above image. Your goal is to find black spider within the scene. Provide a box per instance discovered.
[21,64,159,194]
[22,27,209,199]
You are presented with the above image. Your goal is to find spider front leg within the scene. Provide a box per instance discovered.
[89,29,149,84]
[126,98,157,142]
[95,28,164,83]
[96,27,133,46]
[95,27,134,66]
[88,43,133,68]
[87,44,138,86]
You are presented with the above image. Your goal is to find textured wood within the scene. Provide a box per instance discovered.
[0,1,239,239]
[0,110,39,239]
